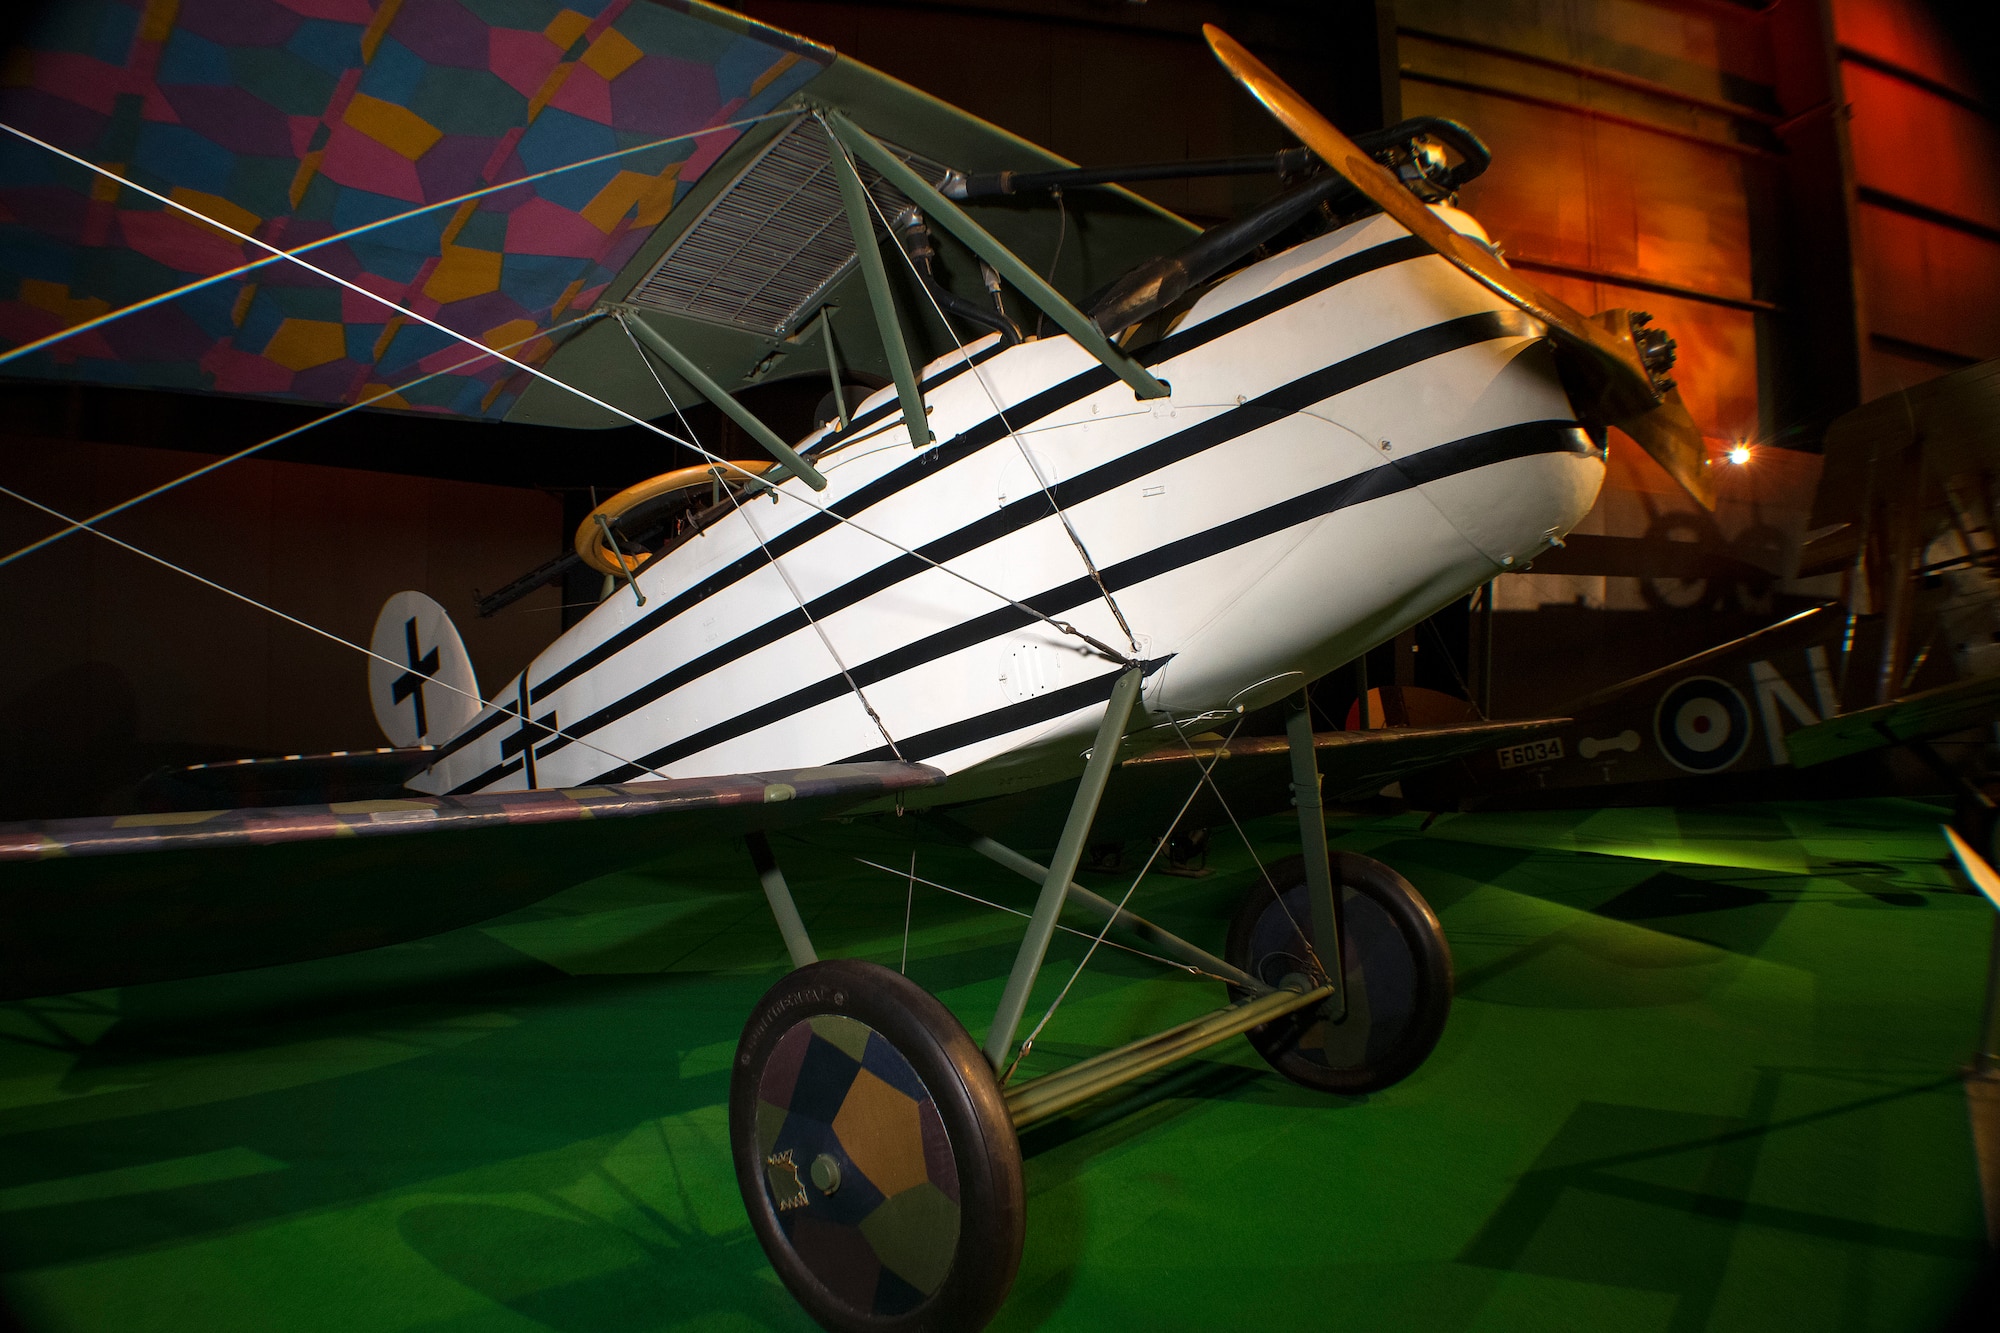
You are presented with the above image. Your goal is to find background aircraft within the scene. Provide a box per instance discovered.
[1399,360,2000,846]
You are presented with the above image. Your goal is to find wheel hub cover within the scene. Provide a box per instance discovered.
[755,1014,961,1316]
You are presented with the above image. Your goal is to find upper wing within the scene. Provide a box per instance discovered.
[1784,672,2000,768]
[1,1,1193,425]
[0,759,943,1000]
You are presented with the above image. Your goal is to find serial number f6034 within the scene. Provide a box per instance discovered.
[1496,737,1564,769]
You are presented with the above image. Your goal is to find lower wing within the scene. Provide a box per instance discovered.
[0,762,943,999]
[1784,673,2000,768]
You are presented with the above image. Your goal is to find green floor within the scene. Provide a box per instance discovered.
[0,799,1991,1331]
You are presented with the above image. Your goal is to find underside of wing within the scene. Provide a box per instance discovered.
[1784,673,2000,769]
[1120,720,1573,802]
[0,0,1193,425]
[951,720,1567,850]
[0,759,943,999]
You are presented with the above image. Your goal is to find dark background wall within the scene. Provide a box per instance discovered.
[0,435,562,817]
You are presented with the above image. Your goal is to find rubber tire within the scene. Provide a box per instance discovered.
[729,959,1024,1333]
[1224,852,1453,1094]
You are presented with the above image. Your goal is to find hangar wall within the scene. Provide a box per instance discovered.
[1418,0,2000,715]
[1835,0,2000,394]
[0,439,560,818]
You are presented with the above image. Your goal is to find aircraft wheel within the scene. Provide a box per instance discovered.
[730,959,1023,1332]
[1224,852,1453,1094]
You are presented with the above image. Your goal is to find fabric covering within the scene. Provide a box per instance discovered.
[756,1013,960,1315]
[0,0,827,416]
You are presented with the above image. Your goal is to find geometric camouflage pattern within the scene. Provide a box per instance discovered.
[756,1014,960,1316]
[0,0,826,417]
[0,759,945,862]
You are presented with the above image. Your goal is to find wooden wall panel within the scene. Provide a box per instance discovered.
[1396,0,1772,463]
[1854,203,2000,364]
[1398,0,1774,104]
[1844,63,2000,233]
[1410,84,1755,301]
[1831,0,1985,101]
[1831,0,2000,397]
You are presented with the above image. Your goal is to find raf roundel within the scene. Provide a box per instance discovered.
[1653,676,1753,773]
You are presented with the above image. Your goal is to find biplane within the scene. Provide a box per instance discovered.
[1,3,1722,1328]
[1407,358,2000,837]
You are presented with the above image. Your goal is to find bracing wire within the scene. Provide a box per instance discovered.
[0,486,681,786]
[826,115,1142,655]
[615,311,904,759]
[901,850,916,974]
[723,481,904,755]
[1001,712,1251,1081]
[1038,186,1068,339]
[1420,614,1487,720]
[0,119,1132,672]
[0,110,794,369]
[1,313,602,572]
[852,856,1228,981]
[721,447,905,759]
[1165,710,1326,976]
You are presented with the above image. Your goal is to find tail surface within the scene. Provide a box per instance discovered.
[368,591,481,747]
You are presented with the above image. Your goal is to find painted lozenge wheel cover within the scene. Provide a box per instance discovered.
[755,1013,961,1315]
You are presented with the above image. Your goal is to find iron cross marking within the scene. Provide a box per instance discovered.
[390,617,441,737]
[502,675,557,788]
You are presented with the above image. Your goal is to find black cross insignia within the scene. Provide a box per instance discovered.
[390,617,440,737]
[501,676,558,788]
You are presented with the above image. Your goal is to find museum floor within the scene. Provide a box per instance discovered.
[0,798,1992,1331]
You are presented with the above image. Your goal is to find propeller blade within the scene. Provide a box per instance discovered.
[1202,24,1716,510]
[1617,389,1716,509]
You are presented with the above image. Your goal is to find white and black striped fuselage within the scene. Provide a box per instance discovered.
[413,209,1605,803]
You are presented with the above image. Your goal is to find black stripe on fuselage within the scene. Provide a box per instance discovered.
[431,701,519,762]
[450,755,525,794]
[528,305,1536,772]
[572,418,1590,783]
[811,335,1010,444]
[843,656,1173,772]
[525,233,1436,705]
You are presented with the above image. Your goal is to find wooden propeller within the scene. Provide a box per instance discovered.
[1203,25,1715,509]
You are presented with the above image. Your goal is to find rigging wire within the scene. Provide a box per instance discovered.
[0,110,795,369]
[616,312,904,759]
[1037,186,1068,338]
[1421,613,1487,720]
[723,481,905,759]
[851,856,1226,981]
[1000,712,1249,1082]
[1164,709,1326,977]
[0,119,1133,671]
[1,313,602,572]
[0,485,683,785]
[828,116,1142,655]
[901,849,916,974]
